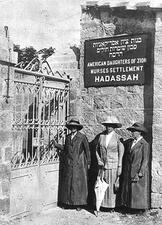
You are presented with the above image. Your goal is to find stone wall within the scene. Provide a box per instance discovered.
[76,6,162,208]
[80,6,155,138]
[151,11,162,208]
[0,27,16,219]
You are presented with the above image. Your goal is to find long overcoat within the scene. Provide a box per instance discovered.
[58,132,91,206]
[120,138,150,209]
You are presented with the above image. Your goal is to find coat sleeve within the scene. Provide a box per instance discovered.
[54,135,69,151]
[96,136,104,167]
[117,136,125,176]
[54,142,64,151]
[138,141,150,176]
[117,139,125,167]
[83,135,91,166]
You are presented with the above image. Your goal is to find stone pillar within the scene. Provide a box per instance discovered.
[49,49,80,118]
[0,27,17,222]
[151,12,162,208]
[80,6,162,208]
[80,7,155,140]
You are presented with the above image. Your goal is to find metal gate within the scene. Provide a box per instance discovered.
[10,67,70,218]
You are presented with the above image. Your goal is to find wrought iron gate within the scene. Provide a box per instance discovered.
[10,68,70,218]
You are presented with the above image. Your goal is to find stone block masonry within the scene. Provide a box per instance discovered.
[151,11,162,208]
[80,7,155,136]
[0,27,15,217]
[78,5,162,208]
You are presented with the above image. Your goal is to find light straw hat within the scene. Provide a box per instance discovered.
[101,116,122,128]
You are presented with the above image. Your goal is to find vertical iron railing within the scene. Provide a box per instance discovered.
[11,69,70,169]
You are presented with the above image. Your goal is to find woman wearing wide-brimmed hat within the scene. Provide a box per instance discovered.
[120,122,150,211]
[95,115,124,212]
[53,118,91,211]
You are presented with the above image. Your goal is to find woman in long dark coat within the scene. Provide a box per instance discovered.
[54,118,91,210]
[120,122,150,210]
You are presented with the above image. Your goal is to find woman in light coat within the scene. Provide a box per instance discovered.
[120,122,150,211]
[95,116,124,211]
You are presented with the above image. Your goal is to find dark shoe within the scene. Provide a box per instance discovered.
[94,210,99,217]
[110,209,115,213]
[76,207,82,211]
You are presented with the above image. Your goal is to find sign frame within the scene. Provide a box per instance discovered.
[84,33,151,88]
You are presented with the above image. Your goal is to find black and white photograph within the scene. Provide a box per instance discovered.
[0,0,162,224]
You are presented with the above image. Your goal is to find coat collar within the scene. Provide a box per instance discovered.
[130,137,144,152]
[70,131,81,142]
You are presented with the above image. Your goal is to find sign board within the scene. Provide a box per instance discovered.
[84,34,150,87]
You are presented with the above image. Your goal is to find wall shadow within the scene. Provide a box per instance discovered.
[143,26,155,208]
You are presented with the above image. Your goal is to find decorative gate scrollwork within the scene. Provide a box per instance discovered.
[11,69,70,170]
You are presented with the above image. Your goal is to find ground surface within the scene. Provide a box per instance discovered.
[1,207,160,225]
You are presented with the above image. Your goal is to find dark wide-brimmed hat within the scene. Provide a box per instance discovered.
[66,118,83,130]
[127,122,147,133]
[101,116,122,128]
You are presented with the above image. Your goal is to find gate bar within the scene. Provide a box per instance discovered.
[15,68,70,83]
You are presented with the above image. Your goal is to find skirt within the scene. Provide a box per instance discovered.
[101,168,118,208]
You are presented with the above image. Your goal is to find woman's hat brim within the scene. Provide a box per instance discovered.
[66,123,83,130]
[101,122,122,128]
[127,125,147,133]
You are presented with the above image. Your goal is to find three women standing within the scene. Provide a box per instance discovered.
[95,116,124,210]
[54,117,150,213]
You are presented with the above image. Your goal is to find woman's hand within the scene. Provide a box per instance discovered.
[100,170,105,182]
[53,140,56,147]
[52,139,57,147]
[98,160,104,167]
[117,166,122,176]
[131,174,140,182]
